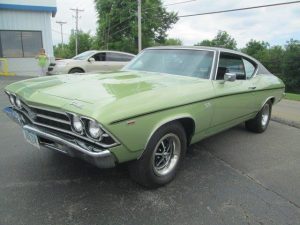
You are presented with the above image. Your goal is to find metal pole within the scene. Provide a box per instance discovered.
[70,8,84,55]
[56,21,67,46]
[137,0,142,52]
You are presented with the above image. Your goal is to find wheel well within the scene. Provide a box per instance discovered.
[270,97,275,104]
[69,67,85,73]
[176,118,195,145]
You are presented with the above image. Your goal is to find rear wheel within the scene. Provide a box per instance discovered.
[245,100,272,133]
[69,68,84,74]
[129,122,187,188]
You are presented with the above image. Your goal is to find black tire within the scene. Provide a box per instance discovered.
[69,68,84,74]
[245,100,272,133]
[129,122,187,188]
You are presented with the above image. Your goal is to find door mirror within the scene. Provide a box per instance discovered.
[88,57,95,63]
[224,73,236,82]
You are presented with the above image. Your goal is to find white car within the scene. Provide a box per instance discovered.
[47,50,135,75]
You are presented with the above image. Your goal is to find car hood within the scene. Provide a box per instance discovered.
[5,71,214,124]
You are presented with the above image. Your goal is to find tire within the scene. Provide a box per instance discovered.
[129,122,187,188]
[69,68,84,74]
[245,100,272,133]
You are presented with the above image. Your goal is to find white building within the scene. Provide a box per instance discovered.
[0,0,57,76]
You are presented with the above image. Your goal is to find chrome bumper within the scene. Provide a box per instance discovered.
[3,107,116,168]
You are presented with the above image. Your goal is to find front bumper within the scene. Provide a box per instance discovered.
[3,107,116,168]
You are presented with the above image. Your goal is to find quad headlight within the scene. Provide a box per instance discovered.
[72,115,83,133]
[15,97,22,109]
[9,95,15,106]
[88,120,103,139]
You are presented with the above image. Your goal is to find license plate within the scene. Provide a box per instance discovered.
[3,107,22,125]
[23,129,40,149]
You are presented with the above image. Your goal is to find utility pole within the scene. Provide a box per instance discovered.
[56,21,67,46]
[137,0,142,52]
[70,8,84,55]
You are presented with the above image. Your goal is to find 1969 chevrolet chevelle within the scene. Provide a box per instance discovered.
[3,46,285,188]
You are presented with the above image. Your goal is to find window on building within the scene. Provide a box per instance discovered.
[0,30,43,58]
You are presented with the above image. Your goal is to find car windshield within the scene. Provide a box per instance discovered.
[123,49,214,79]
[73,51,96,60]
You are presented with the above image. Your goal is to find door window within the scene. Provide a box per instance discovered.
[106,52,134,62]
[216,53,246,80]
[93,53,106,61]
[243,58,256,79]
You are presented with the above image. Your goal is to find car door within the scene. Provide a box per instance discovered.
[210,52,257,128]
[85,52,111,72]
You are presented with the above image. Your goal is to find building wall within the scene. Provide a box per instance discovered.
[0,9,55,76]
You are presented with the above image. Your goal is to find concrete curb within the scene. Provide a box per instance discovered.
[271,117,300,129]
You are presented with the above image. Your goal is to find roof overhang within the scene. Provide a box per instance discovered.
[0,3,57,17]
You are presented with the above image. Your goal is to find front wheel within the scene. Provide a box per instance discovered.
[128,122,187,188]
[245,100,272,133]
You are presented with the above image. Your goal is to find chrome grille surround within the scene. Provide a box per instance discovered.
[5,92,119,149]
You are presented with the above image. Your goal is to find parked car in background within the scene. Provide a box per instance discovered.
[47,50,135,75]
[4,46,285,188]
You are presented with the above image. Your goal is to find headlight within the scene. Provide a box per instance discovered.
[72,116,83,133]
[15,97,22,108]
[88,120,103,139]
[9,95,15,105]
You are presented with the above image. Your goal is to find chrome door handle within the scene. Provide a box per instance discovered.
[248,86,256,90]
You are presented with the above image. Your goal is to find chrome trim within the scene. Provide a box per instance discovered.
[36,114,70,124]
[23,124,112,157]
[15,108,119,148]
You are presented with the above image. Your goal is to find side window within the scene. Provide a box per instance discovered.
[93,53,106,61]
[216,53,246,80]
[106,53,133,62]
[243,58,256,79]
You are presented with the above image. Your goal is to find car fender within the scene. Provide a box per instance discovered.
[138,113,195,159]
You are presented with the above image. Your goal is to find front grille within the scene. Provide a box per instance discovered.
[49,63,56,66]
[21,102,72,132]
[17,101,119,148]
[48,67,53,72]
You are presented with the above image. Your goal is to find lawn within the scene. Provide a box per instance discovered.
[284,93,300,101]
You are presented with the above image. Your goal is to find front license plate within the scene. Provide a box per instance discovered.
[23,129,40,149]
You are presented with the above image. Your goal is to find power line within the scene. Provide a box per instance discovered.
[165,0,196,6]
[179,0,300,17]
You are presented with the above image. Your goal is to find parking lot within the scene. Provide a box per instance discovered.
[0,77,300,225]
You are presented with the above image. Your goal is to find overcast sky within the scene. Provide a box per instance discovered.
[51,0,300,48]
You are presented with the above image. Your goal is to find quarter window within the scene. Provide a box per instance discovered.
[216,53,246,80]
[0,30,43,58]
[243,58,256,79]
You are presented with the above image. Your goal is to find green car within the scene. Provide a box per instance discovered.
[3,46,285,188]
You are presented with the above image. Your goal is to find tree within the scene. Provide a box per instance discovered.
[282,39,300,92]
[54,30,96,59]
[94,0,178,53]
[194,31,237,50]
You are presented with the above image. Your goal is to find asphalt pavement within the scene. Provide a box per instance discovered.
[0,76,300,225]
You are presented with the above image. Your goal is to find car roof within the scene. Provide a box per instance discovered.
[88,50,136,56]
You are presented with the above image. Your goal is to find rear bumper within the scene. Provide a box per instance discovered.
[3,106,116,168]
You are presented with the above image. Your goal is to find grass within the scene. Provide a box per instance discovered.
[284,93,300,101]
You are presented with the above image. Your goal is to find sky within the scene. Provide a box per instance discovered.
[51,0,300,48]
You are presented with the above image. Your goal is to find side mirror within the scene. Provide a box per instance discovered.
[88,57,95,63]
[224,73,236,82]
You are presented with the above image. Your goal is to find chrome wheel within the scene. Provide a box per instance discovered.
[152,133,181,176]
[261,104,270,127]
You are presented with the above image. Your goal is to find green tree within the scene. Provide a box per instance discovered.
[68,30,95,56]
[94,0,178,53]
[54,30,96,59]
[282,39,300,92]
[164,38,182,46]
[195,31,237,50]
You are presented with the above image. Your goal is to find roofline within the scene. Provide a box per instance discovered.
[0,3,57,17]
[88,50,136,56]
